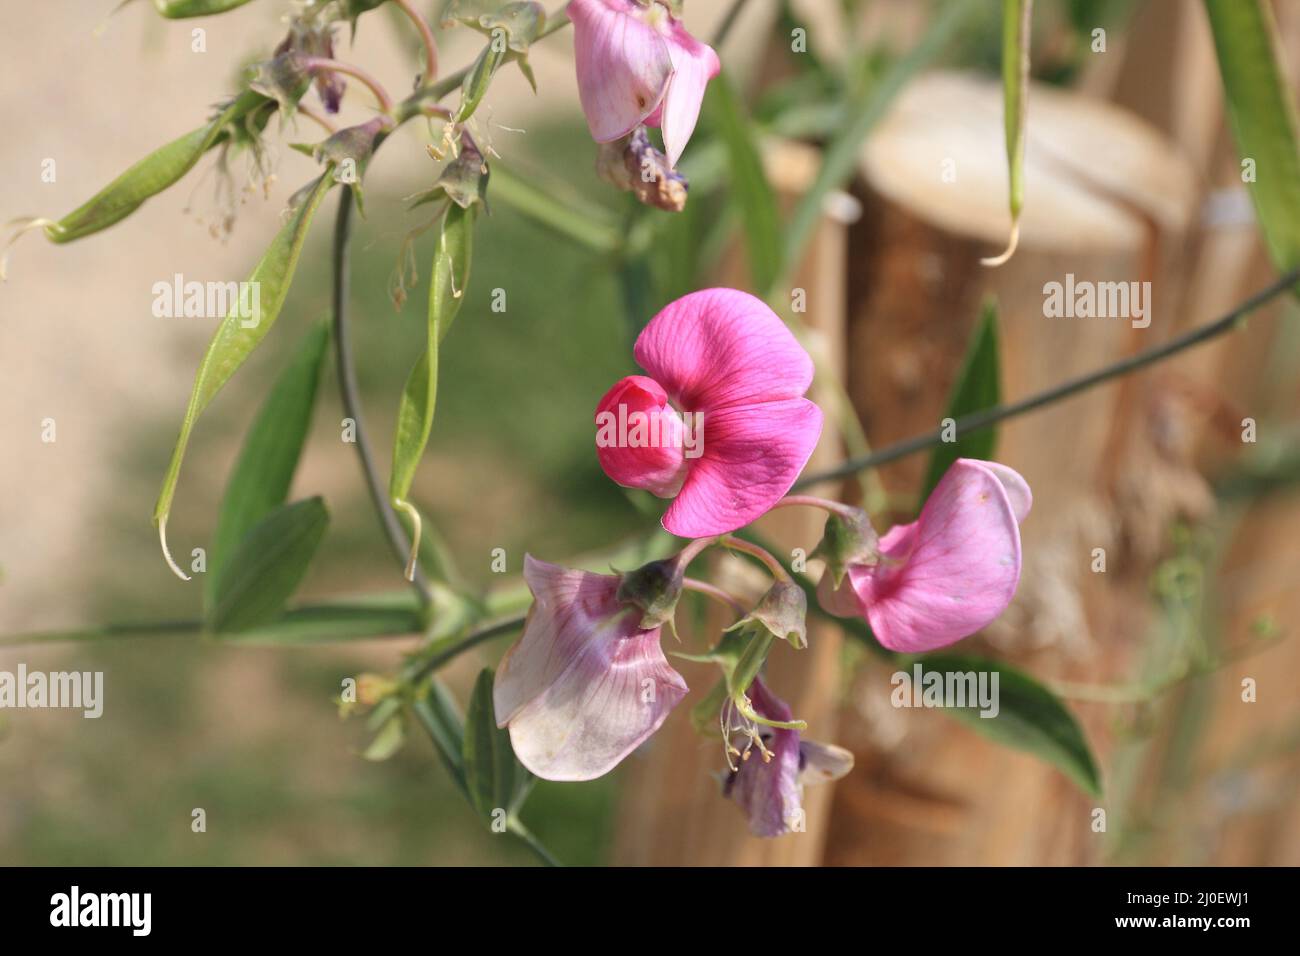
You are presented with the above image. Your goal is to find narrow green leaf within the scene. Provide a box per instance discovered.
[206,321,329,611]
[216,595,425,645]
[0,593,426,648]
[47,91,268,242]
[463,668,527,823]
[456,42,508,124]
[1205,0,1300,277]
[153,173,334,551]
[209,497,330,633]
[984,0,1032,266]
[489,163,620,252]
[151,0,256,16]
[413,680,468,795]
[914,654,1102,797]
[389,203,475,504]
[781,0,979,278]
[921,300,1001,500]
[708,74,782,295]
[362,714,407,761]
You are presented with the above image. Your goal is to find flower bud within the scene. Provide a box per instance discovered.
[810,508,880,589]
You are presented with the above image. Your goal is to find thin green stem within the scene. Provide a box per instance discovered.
[332,188,435,605]
[683,577,746,617]
[796,267,1300,489]
[404,615,526,685]
[302,57,395,115]
[507,819,563,867]
[717,534,790,582]
[712,0,751,48]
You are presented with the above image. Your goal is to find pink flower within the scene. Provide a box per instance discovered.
[594,288,824,539]
[569,0,720,167]
[493,555,688,781]
[818,459,1032,653]
[723,678,853,837]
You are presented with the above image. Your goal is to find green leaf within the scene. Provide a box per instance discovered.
[362,713,406,761]
[208,497,330,633]
[488,163,620,252]
[463,668,531,824]
[413,680,468,794]
[913,654,1102,797]
[1205,0,1300,278]
[216,594,425,645]
[151,0,256,17]
[47,90,268,242]
[921,300,1001,500]
[987,0,1032,264]
[781,0,979,279]
[206,321,328,612]
[708,74,782,295]
[456,42,509,124]
[389,203,475,505]
[153,173,334,556]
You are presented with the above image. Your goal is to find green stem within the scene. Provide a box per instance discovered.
[507,819,563,867]
[332,188,435,605]
[796,267,1300,489]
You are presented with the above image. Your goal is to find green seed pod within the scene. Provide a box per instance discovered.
[151,0,256,18]
[46,90,270,243]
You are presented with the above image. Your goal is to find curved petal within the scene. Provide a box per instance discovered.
[815,569,866,618]
[569,0,673,143]
[662,398,823,538]
[849,459,1022,653]
[657,27,720,167]
[633,289,815,412]
[966,458,1032,523]
[798,739,855,787]
[595,375,689,497]
[494,556,623,727]
[506,620,688,781]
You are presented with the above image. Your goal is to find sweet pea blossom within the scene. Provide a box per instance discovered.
[569,0,721,167]
[595,288,824,539]
[818,459,1032,653]
[493,555,688,781]
[723,677,854,837]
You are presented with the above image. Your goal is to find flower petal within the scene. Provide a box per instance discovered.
[569,0,673,143]
[594,375,689,497]
[798,739,855,786]
[494,556,623,727]
[848,459,1023,653]
[633,288,815,412]
[662,398,823,538]
[967,458,1032,523]
[656,26,719,167]
[505,620,687,781]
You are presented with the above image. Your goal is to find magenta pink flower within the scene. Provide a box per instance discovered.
[723,677,854,837]
[594,288,823,539]
[819,459,1032,653]
[569,0,721,168]
[493,555,688,781]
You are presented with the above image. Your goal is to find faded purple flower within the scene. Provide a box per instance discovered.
[569,0,720,168]
[723,677,853,837]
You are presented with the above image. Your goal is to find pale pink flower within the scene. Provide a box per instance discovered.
[569,0,720,167]
[493,555,688,781]
[818,459,1032,653]
[594,288,823,539]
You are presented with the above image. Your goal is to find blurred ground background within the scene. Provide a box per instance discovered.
[3,0,1300,865]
